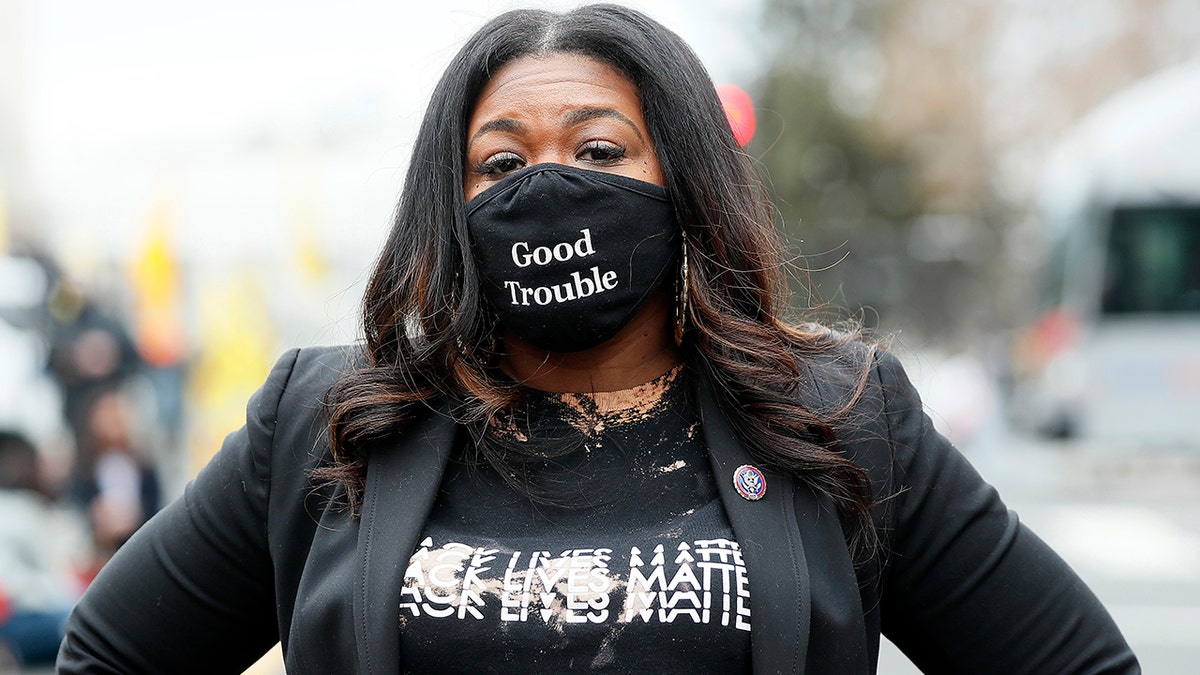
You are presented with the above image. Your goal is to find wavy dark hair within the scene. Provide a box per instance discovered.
[320,4,877,557]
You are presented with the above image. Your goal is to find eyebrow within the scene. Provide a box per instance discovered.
[469,118,528,146]
[467,107,645,149]
[561,107,645,141]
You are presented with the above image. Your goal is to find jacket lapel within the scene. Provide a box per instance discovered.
[354,404,458,675]
[697,383,811,674]
[347,380,857,674]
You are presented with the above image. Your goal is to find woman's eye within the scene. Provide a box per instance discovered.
[578,141,626,164]
[474,152,525,177]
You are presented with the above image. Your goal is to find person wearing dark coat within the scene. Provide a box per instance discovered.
[57,5,1138,673]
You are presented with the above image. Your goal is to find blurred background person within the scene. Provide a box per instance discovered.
[72,390,160,577]
[46,283,144,470]
[0,430,88,669]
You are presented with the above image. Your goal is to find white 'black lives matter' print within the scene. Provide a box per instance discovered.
[400,537,751,631]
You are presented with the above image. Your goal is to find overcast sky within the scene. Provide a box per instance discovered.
[23,0,763,159]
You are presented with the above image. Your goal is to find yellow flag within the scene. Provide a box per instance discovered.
[130,199,186,367]
[186,274,276,471]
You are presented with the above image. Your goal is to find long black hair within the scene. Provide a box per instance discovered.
[321,3,876,559]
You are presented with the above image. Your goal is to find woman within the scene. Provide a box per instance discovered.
[57,4,1138,674]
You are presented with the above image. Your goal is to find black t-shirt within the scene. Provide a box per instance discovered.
[398,367,752,673]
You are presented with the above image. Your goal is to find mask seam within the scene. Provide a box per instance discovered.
[466,164,670,215]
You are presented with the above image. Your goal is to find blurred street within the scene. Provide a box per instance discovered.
[880,429,1200,674]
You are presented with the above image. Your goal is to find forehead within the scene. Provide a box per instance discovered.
[469,53,644,124]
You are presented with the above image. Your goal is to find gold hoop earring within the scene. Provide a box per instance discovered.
[674,237,689,348]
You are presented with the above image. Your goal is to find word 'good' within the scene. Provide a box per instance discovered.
[512,229,596,267]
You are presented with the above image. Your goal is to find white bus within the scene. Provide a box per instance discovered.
[1013,58,1200,451]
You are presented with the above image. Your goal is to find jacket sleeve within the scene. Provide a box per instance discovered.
[872,351,1139,674]
[56,349,301,675]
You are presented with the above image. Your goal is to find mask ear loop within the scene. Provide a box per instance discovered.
[674,236,689,348]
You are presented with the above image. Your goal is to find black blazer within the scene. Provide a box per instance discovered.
[58,345,1138,674]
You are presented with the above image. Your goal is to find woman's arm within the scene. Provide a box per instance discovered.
[873,351,1139,674]
[56,349,301,675]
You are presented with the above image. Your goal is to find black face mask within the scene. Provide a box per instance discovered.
[466,164,678,353]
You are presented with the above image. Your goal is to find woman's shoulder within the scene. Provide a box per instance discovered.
[790,332,920,457]
[789,327,880,404]
[242,344,365,472]
[785,324,913,399]
[269,344,365,398]
[242,344,361,423]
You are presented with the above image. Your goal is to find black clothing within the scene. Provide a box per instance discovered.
[399,370,752,672]
[56,345,1140,674]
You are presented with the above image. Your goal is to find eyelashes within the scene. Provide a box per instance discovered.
[470,140,628,178]
[473,151,524,177]
[578,140,626,164]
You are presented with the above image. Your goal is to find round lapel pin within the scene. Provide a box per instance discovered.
[733,464,766,501]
